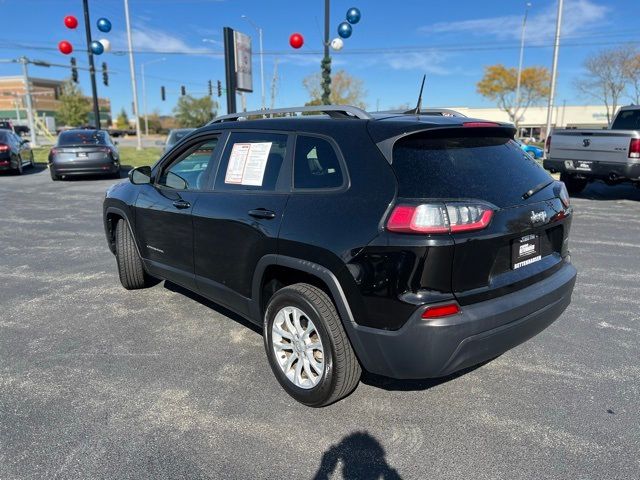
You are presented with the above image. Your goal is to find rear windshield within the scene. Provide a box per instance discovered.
[58,131,107,146]
[611,109,640,130]
[392,134,551,207]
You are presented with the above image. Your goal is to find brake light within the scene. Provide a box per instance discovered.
[629,138,640,159]
[387,202,493,234]
[462,122,500,128]
[421,303,460,319]
[0,144,9,152]
[545,135,551,154]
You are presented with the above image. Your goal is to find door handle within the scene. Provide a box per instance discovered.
[248,208,276,219]
[172,200,191,209]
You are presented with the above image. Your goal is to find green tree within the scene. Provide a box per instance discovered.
[477,64,550,128]
[173,95,218,128]
[303,70,367,108]
[143,111,163,134]
[115,108,129,129]
[57,80,91,126]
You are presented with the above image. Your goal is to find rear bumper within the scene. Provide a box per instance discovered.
[544,158,640,181]
[51,160,119,176]
[348,261,577,379]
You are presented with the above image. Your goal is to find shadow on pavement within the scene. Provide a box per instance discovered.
[163,281,262,335]
[313,431,402,480]
[573,181,640,201]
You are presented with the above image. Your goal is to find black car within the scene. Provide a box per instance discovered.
[0,129,34,174]
[49,129,120,180]
[103,105,577,406]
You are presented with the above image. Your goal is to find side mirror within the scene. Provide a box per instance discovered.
[128,165,152,185]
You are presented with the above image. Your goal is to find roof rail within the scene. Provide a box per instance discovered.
[208,105,373,124]
[379,108,466,118]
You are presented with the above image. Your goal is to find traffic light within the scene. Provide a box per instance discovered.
[208,80,213,96]
[70,57,78,83]
[102,62,108,86]
[161,86,166,101]
[217,80,222,97]
[181,85,186,96]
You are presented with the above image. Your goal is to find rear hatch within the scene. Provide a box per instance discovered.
[549,130,639,166]
[52,145,112,163]
[390,127,572,305]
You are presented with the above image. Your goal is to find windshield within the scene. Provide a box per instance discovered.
[58,131,107,146]
[392,133,552,208]
[611,109,640,130]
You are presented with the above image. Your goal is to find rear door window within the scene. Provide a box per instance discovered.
[294,135,344,190]
[392,133,551,208]
[215,132,287,192]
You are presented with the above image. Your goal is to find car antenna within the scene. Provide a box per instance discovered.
[404,74,426,115]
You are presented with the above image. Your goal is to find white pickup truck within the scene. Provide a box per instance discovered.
[544,105,640,193]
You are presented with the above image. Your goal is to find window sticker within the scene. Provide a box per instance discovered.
[224,142,272,186]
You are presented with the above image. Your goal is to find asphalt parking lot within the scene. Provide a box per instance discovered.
[1,166,639,479]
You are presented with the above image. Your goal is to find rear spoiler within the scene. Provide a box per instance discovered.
[373,124,516,164]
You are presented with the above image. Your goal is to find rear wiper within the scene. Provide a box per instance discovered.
[522,180,554,200]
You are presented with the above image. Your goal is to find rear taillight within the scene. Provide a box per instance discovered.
[545,135,551,154]
[629,138,640,159]
[558,181,570,208]
[50,148,58,155]
[387,202,493,234]
[421,303,460,319]
[0,144,9,152]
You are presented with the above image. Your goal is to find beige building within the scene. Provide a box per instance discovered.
[443,105,612,139]
[0,76,111,128]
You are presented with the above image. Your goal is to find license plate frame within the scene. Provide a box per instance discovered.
[575,160,592,171]
[512,234,541,270]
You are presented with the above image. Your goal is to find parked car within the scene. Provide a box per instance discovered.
[163,128,196,152]
[103,105,577,406]
[49,129,120,181]
[0,129,34,174]
[516,139,544,159]
[544,105,640,193]
[0,120,15,132]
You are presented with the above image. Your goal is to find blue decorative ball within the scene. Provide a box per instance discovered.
[346,7,361,24]
[337,22,352,39]
[91,40,104,55]
[97,17,112,33]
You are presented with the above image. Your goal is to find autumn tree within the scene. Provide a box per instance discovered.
[303,70,367,108]
[57,80,91,126]
[173,95,218,128]
[575,48,631,124]
[477,65,550,128]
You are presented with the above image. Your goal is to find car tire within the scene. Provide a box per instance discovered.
[560,172,587,195]
[50,168,60,181]
[115,218,157,290]
[14,155,23,175]
[263,283,361,407]
[29,152,34,167]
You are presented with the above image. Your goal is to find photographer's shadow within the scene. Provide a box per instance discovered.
[313,431,402,480]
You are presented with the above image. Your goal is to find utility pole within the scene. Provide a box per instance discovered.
[241,16,265,110]
[514,2,531,134]
[81,0,101,129]
[270,58,279,109]
[19,57,37,146]
[321,0,331,104]
[545,0,563,140]
[123,0,143,150]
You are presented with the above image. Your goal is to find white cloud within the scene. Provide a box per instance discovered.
[112,24,214,55]
[419,0,609,45]
[381,51,451,74]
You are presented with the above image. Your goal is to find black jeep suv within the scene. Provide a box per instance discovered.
[103,105,577,406]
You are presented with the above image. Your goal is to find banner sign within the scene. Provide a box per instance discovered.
[233,30,253,92]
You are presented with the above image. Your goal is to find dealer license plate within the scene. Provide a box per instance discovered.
[512,234,541,270]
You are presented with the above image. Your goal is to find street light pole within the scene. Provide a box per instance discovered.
[19,57,37,146]
[141,57,165,136]
[545,0,563,140]
[123,0,143,150]
[514,2,531,134]
[241,15,265,110]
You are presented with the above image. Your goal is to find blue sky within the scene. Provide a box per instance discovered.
[0,0,638,118]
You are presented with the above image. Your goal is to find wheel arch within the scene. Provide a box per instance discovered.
[104,206,139,256]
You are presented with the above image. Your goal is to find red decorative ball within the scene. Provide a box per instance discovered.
[58,40,73,55]
[289,33,304,49]
[64,15,78,29]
